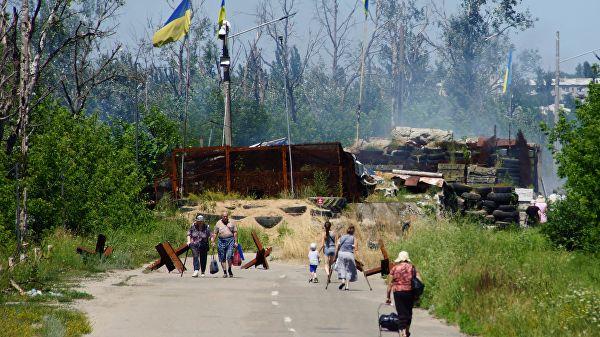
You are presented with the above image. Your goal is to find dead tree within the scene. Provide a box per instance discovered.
[258,0,319,122]
[314,0,357,86]
[379,0,429,127]
[0,0,123,250]
[59,0,123,115]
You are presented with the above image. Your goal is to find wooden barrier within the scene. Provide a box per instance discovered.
[242,231,272,270]
[76,234,113,258]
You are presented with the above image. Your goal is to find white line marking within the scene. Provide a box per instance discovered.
[289,328,296,332]
[280,274,286,279]
[271,301,279,306]
[284,316,292,323]
[271,291,279,296]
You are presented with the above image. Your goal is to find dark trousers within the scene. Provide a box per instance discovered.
[394,291,414,329]
[191,244,209,273]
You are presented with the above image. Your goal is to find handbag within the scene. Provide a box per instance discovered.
[209,248,219,274]
[379,313,400,331]
[232,248,242,266]
[411,265,425,298]
[237,243,245,261]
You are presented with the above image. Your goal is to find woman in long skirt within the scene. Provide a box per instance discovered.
[334,225,358,290]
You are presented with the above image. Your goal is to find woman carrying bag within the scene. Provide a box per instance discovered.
[386,251,424,337]
[187,215,212,277]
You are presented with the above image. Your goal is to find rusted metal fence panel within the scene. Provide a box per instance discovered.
[163,143,362,200]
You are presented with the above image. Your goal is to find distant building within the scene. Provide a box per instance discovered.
[553,78,600,100]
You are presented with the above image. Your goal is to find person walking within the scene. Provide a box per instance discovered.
[308,243,320,283]
[187,215,212,277]
[535,195,548,224]
[386,251,422,337]
[334,225,358,291]
[212,212,238,278]
[319,221,336,277]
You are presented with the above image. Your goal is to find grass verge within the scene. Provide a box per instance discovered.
[388,217,600,337]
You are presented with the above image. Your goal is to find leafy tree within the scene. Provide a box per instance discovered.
[27,104,149,235]
[437,0,534,129]
[543,84,600,252]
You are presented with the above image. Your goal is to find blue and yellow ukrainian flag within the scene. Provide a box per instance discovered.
[152,0,192,48]
[218,0,226,26]
[502,50,513,94]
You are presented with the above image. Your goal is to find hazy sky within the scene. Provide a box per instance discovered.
[116,0,600,73]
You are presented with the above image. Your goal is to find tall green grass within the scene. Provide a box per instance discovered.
[388,217,600,337]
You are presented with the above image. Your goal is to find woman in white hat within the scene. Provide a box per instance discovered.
[386,251,421,337]
[187,215,212,277]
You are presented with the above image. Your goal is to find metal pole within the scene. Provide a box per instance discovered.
[228,13,297,40]
[180,36,191,197]
[279,36,295,197]
[554,31,560,123]
[135,87,140,165]
[222,34,232,146]
[356,13,368,144]
[507,59,513,146]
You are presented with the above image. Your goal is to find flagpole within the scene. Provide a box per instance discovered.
[181,30,191,198]
[356,11,368,145]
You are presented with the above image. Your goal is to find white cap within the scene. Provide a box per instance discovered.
[195,215,205,222]
[394,251,411,263]
[310,243,317,250]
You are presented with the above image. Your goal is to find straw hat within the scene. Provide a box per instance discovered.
[394,251,411,263]
[536,195,546,203]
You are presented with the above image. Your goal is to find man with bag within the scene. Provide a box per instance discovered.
[211,212,238,278]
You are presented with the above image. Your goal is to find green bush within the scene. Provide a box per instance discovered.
[388,218,600,336]
[544,83,600,252]
[237,226,269,252]
[27,107,149,235]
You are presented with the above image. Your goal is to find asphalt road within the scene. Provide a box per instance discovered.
[76,261,465,337]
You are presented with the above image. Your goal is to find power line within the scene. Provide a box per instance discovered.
[560,47,600,64]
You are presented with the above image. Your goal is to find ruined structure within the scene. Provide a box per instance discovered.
[350,127,542,192]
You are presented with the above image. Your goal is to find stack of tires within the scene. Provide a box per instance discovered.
[451,183,519,228]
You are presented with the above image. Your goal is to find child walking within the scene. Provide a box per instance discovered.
[308,243,320,283]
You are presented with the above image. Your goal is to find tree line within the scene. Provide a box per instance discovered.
[2,0,589,253]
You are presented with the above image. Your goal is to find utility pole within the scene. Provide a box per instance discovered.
[180,36,192,197]
[554,31,560,123]
[219,21,232,146]
[355,8,369,144]
[279,35,295,197]
[217,13,297,147]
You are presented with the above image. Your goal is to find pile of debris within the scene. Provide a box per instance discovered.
[466,165,497,185]
[452,183,520,228]
[438,163,465,183]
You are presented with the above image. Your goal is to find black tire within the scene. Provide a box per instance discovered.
[493,186,514,193]
[427,153,447,161]
[488,192,517,204]
[462,192,482,201]
[475,187,493,198]
[480,200,497,209]
[497,205,517,212]
[492,210,519,221]
[451,183,472,194]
